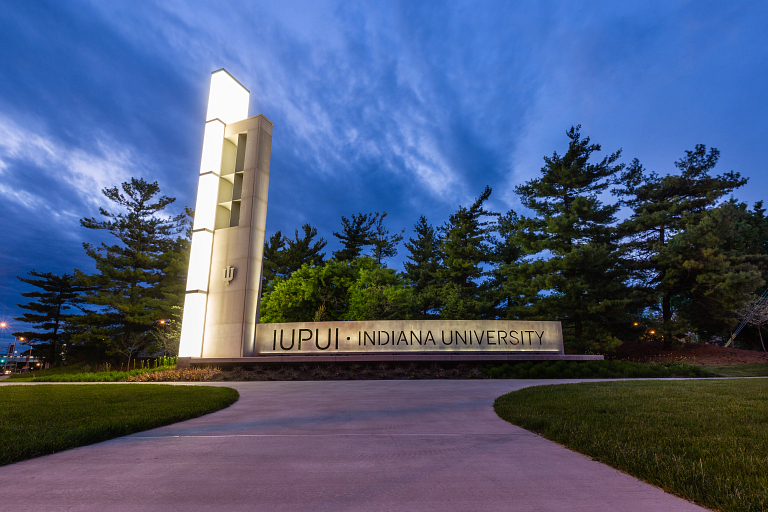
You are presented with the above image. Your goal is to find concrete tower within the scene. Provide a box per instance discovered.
[179,70,273,358]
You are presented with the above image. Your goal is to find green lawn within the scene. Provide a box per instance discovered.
[708,363,768,377]
[495,379,768,512]
[0,384,238,466]
[6,361,177,382]
[5,364,86,378]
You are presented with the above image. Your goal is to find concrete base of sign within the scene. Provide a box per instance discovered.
[177,353,603,368]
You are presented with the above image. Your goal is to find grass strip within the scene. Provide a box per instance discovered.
[708,363,768,377]
[494,380,768,512]
[0,384,238,466]
[482,360,712,379]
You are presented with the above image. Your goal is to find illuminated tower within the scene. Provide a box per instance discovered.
[179,70,273,358]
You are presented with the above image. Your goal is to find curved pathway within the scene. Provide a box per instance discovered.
[0,380,706,511]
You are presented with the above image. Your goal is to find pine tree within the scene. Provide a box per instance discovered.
[262,224,327,292]
[616,145,748,342]
[403,216,443,318]
[284,224,327,271]
[348,260,414,320]
[370,212,404,265]
[157,207,193,315]
[13,271,88,364]
[75,178,185,368]
[333,213,377,261]
[439,186,497,319]
[262,231,286,288]
[726,200,768,283]
[489,210,524,319]
[664,202,764,341]
[513,126,629,352]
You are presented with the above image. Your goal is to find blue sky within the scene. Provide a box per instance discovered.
[1,0,767,333]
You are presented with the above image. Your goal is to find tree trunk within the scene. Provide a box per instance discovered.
[659,224,673,329]
[574,315,583,338]
[50,339,57,366]
[759,327,766,352]
[51,302,61,365]
[662,293,672,324]
[661,292,674,348]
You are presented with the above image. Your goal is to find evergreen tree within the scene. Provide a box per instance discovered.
[489,210,524,319]
[75,178,185,368]
[333,213,377,260]
[13,271,88,364]
[439,186,497,319]
[370,212,404,265]
[157,207,193,315]
[513,126,629,352]
[262,224,326,293]
[616,145,748,342]
[348,261,415,320]
[665,202,764,341]
[284,224,327,271]
[403,216,443,318]
[725,199,768,283]
[262,230,286,287]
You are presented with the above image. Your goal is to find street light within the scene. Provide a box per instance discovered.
[1,323,13,373]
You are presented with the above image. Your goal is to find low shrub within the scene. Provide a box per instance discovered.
[482,360,712,379]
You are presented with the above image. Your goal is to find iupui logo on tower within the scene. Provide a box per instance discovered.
[223,266,235,285]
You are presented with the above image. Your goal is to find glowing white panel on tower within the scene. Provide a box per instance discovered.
[206,70,249,124]
[192,172,222,231]
[199,120,226,176]
[180,69,251,360]
[179,293,208,357]
[186,230,214,292]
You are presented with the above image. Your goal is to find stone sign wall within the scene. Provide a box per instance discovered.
[253,320,563,355]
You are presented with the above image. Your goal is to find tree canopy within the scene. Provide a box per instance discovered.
[74,178,186,367]
[14,127,768,362]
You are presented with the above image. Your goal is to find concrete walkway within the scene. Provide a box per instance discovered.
[0,380,706,511]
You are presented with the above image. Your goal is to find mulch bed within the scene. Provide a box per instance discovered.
[214,362,486,381]
[607,341,768,366]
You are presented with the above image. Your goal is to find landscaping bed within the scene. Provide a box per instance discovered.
[608,340,768,366]
[206,359,711,380]
[494,379,768,512]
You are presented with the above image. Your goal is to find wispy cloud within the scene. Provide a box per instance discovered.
[0,114,138,215]
[0,0,765,297]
